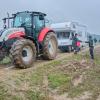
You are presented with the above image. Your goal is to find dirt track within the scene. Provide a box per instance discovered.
[0,45,99,80]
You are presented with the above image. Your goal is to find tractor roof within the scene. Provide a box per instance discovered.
[16,11,46,16]
[3,11,46,21]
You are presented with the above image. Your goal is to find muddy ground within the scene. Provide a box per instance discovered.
[0,45,100,100]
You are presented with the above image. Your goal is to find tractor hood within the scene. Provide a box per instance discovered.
[0,28,25,42]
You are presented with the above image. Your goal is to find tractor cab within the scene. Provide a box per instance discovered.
[3,11,46,39]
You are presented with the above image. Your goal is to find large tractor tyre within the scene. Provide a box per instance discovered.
[10,39,36,69]
[42,32,58,60]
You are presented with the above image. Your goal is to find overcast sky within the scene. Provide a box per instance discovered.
[0,0,100,34]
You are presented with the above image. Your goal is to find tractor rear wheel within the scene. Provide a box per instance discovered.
[10,39,36,69]
[42,32,58,60]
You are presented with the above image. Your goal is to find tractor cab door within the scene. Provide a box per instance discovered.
[22,15,32,37]
[33,15,45,39]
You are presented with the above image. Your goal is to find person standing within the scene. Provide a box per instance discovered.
[72,33,81,54]
[86,36,94,60]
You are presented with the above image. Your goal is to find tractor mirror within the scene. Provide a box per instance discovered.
[39,15,44,20]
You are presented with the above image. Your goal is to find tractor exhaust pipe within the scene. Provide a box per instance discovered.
[7,12,10,28]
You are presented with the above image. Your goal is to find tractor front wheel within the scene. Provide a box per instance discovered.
[10,39,36,69]
[43,32,58,60]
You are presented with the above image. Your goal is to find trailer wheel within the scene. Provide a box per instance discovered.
[42,32,58,60]
[10,39,36,69]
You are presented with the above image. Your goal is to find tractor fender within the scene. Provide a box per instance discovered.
[38,27,55,42]
[8,31,25,39]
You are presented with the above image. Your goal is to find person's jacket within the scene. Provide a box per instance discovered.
[85,38,94,47]
[72,37,81,47]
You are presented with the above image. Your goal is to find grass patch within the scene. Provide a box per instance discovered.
[48,73,71,89]
[0,57,11,64]
[0,84,8,100]
[25,90,45,100]
[9,96,22,100]
[30,72,43,86]
[68,85,86,98]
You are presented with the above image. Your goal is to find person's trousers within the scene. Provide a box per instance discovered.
[89,47,94,59]
[74,46,79,54]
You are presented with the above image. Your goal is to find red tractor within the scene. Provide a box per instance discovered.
[0,11,58,68]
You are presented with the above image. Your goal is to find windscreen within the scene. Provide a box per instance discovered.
[14,13,32,27]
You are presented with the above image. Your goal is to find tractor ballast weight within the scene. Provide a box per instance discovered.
[0,11,58,68]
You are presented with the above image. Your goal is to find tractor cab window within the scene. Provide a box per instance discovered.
[14,13,32,27]
[33,15,45,31]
